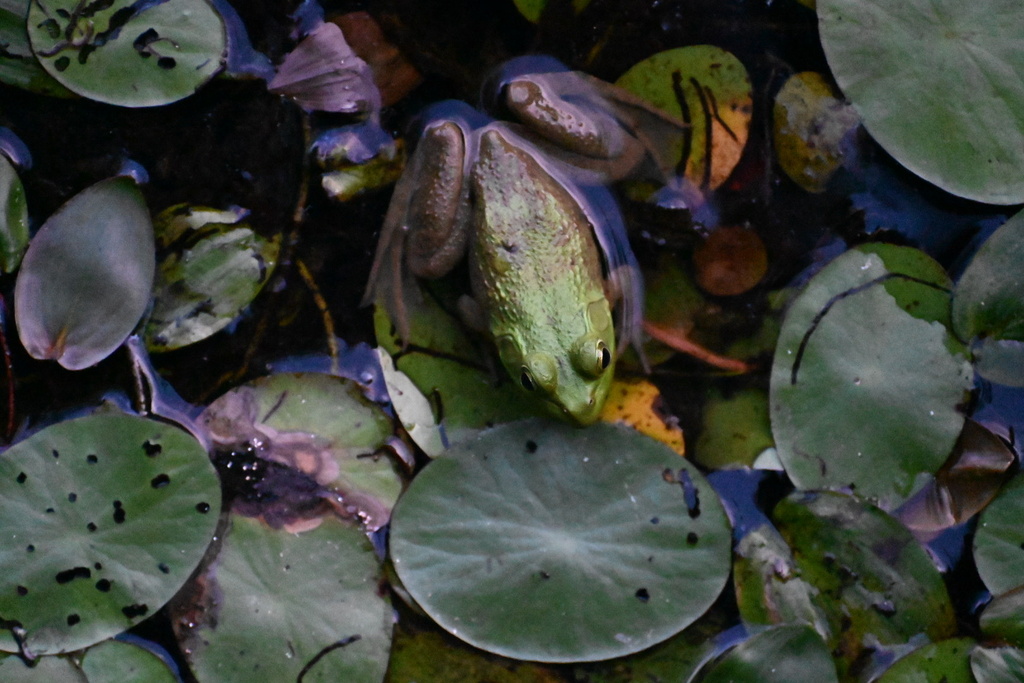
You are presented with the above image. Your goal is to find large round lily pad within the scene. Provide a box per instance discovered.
[27,0,226,107]
[770,245,972,509]
[974,473,1024,596]
[818,0,1024,204]
[0,414,220,654]
[389,418,732,663]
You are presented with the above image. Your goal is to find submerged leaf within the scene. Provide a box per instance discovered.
[0,153,28,273]
[14,176,155,370]
[698,624,838,683]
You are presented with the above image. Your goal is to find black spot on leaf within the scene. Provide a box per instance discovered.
[16,586,27,596]
[157,562,170,574]
[68,492,77,502]
[94,562,102,570]
[142,441,162,456]
[157,56,176,70]
[87,522,97,532]
[121,603,148,619]
[56,567,92,584]
[113,500,126,524]
[66,614,80,626]
[16,472,26,483]
[635,588,650,602]
[26,545,34,552]
[151,473,170,489]
[687,532,699,545]
[45,507,54,513]
[525,440,538,453]
[195,502,210,513]
[650,517,659,524]
[95,579,112,592]
[86,454,98,464]
[51,449,59,459]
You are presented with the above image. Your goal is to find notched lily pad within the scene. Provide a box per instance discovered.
[201,372,400,531]
[0,413,220,655]
[14,176,155,370]
[27,0,227,107]
[770,245,972,509]
[145,204,279,352]
[174,515,391,683]
[389,418,732,663]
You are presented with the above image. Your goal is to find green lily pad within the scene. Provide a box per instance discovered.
[974,472,1024,596]
[772,492,956,678]
[512,0,592,23]
[0,414,220,654]
[200,372,400,531]
[770,245,972,509]
[693,388,774,469]
[698,624,838,683]
[875,638,976,683]
[952,210,1024,384]
[817,0,1024,204]
[26,0,226,108]
[14,176,155,370]
[979,586,1024,648]
[773,71,859,193]
[0,0,72,96]
[0,152,28,273]
[971,646,1024,683]
[389,418,732,663]
[176,515,391,683]
[0,654,86,681]
[615,46,752,190]
[145,204,279,352]
[733,524,830,639]
[79,639,178,683]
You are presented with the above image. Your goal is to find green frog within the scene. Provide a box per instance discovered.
[365,60,669,425]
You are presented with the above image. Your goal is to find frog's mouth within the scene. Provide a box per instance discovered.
[548,392,602,427]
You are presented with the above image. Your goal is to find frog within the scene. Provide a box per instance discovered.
[364,59,683,425]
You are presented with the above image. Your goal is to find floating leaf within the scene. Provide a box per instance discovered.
[979,586,1024,648]
[0,152,28,273]
[817,0,1024,203]
[616,46,752,191]
[0,0,72,96]
[389,419,732,662]
[27,0,226,107]
[0,654,86,681]
[770,246,972,509]
[598,378,685,456]
[175,515,391,683]
[376,348,445,457]
[974,472,1024,596]
[971,646,1024,683]
[698,624,838,683]
[14,176,155,370]
[0,414,219,654]
[79,638,179,683]
[201,372,399,531]
[875,638,976,683]
[694,388,774,469]
[773,492,956,678]
[772,71,859,193]
[145,204,279,352]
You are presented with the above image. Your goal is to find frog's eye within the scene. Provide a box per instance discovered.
[572,335,613,378]
[521,353,558,395]
[520,370,536,391]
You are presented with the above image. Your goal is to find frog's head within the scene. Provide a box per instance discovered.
[495,301,615,426]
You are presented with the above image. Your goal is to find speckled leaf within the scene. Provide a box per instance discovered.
[698,624,838,683]
[773,71,859,193]
[27,0,226,107]
[875,638,975,683]
[616,46,752,190]
[79,639,178,683]
[200,372,399,531]
[770,246,972,509]
[598,378,685,456]
[733,524,830,639]
[0,0,72,95]
[389,419,732,663]
[0,153,28,273]
[14,177,155,370]
[979,586,1024,648]
[0,654,86,681]
[772,492,956,678]
[0,414,219,654]
[373,289,538,445]
[818,0,1024,203]
[974,473,1024,596]
[145,204,278,352]
[971,646,1024,683]
[176,515,391,683]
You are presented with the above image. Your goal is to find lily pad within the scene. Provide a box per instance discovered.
[974,472,1024,596]
[971,646,1024,683]
[698,624,838,683]
[0,152,28,273]
[772,71,859,193]
[615,46,752,190]
[79,638,179,683]
[176,515,391,683]
[817,0,1024,203]
[693,388,773,469]
[145,204,279,352]
[389,419,732,663]
[772,492,956,678]
[26,0,226,108]
[200,372,400,531]
[770,245,972,509]
[979,585,1024,648]
[0,0,72,95]
[0,413,220,654]
[875,638,975,683]
[0,655,86,681]
[14,176,155,370]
